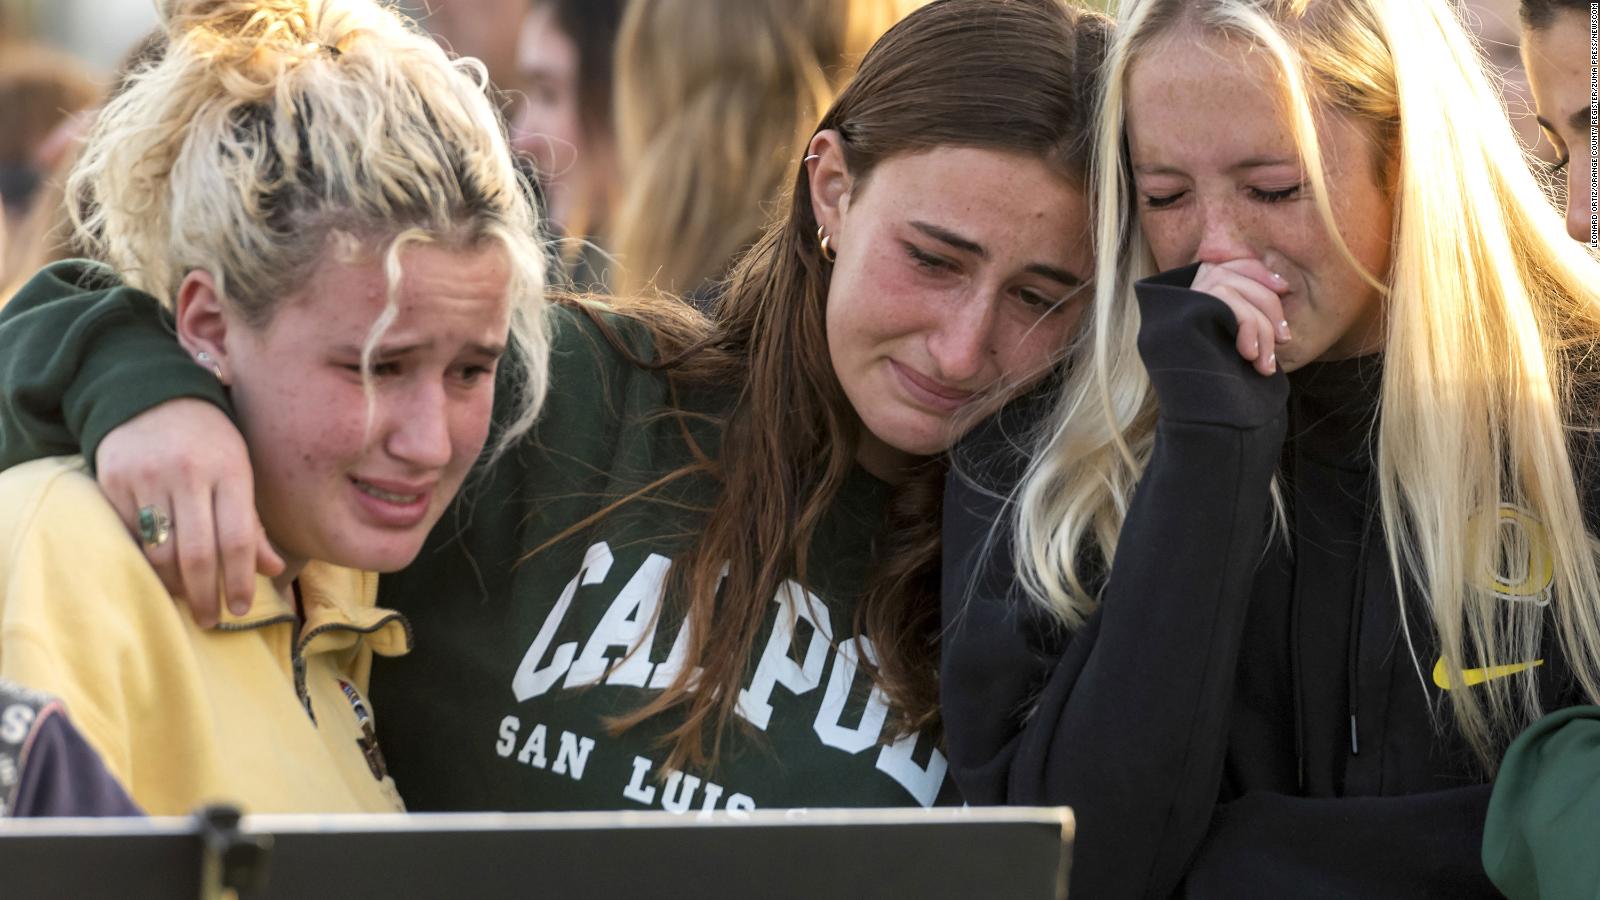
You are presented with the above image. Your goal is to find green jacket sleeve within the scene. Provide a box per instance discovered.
[1483,704,1600,900]
[0,260,230,470]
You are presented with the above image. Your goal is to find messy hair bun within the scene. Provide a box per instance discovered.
[70,0,550,447]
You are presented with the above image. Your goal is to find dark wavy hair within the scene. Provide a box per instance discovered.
[1521,0,1592,29]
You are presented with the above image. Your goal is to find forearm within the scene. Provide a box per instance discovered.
[1014,413,1284,900]
[0,261,228,470]
[1000,275,1289,899]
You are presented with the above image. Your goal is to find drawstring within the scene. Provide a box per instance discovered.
[1288,398,1307,791]
[1348,506,1377,757]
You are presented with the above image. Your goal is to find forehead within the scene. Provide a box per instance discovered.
[1125,31,1297,163]
[519,4,578,75]
[859,146,1090,235]
[1524,12,1593,124]
[272,242,512,341]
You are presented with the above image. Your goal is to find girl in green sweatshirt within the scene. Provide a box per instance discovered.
[0,0,1108,812]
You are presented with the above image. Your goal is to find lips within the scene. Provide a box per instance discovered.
[348,476,436,528]
[889,360,975,414]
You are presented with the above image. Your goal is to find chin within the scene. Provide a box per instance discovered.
[873,422,951,459]
[317,532,431,574]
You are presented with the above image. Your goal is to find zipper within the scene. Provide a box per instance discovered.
[213,614,315,721]
[293,638,313,724]
[212,602,411,729]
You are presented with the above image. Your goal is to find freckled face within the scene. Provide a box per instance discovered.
[1126,31,1395,370]
[1523,9,1597,243]
[821,146,1094,474]
[223,243,512,574]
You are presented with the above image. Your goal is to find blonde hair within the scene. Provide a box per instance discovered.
[68,0,550,448]
[1016,0,1600,762]
[609,0,921,300]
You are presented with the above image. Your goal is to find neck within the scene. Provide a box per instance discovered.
[272,544,305,598]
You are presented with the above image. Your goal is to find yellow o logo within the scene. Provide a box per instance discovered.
[1476,503,1554,605]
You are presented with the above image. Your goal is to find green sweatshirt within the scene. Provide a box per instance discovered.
[1482,705,1600,899]
[0,260,958,812]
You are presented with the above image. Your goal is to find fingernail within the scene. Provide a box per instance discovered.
[1272,272,1288,288]
[1268,352,1278,372]
[230,598,250,617]
[1277,320,1291,342]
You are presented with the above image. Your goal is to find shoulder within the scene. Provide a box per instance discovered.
[548,299,659,371]
[0,457,118,540]
[0,456,153,590]
[5,259,145,322]
[950,377,1058,500]
[532,302,678,440]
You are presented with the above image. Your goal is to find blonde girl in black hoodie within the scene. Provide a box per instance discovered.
[941,0,1600,897]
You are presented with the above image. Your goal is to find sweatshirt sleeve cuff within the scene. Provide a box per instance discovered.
[1134,263,1289,429]
[64,291,233,467]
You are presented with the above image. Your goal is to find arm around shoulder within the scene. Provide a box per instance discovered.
[0,261,230,470]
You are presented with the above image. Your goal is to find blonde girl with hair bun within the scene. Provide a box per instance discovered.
[608,0,921,303]
[0,0,545,815]
[940,0,1600,896]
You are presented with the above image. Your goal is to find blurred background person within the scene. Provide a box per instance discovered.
[1519,0,1595,243]
[509,0,626,289]
[413,0,525,96]
[608,0,923,306]
[1465,0,1560,166]
[0,42,98,301]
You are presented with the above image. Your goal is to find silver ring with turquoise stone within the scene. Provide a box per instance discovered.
[136,505,172,548]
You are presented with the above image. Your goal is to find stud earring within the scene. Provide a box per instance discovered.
[196,351,222,379]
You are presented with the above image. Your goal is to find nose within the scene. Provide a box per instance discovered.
[926,291,997,384]
[1567,166,1592,244]
[508,99,541,159]
[1193,198,1255,265]
[383,381,454,471]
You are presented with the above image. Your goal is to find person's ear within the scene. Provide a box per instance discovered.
[174,269,234,385]
[806,130,854,243]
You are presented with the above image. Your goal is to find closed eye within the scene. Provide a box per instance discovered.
[342,361,402,378]
[1249,183,1304,203]
[1018,288,1063,311]
[1143,191,1186,209]
[455,363,496,385]
[905,242,956,273]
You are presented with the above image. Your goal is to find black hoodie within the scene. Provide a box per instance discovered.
[941,266,1582,899]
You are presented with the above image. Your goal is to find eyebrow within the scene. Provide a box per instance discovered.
[1134,155,1299,177]
[909,220,1084,288]
[335,341,507,358]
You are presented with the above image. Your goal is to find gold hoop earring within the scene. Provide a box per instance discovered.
[816,224,836,263]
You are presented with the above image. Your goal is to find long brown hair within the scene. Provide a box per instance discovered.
[560,0,1109,772]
